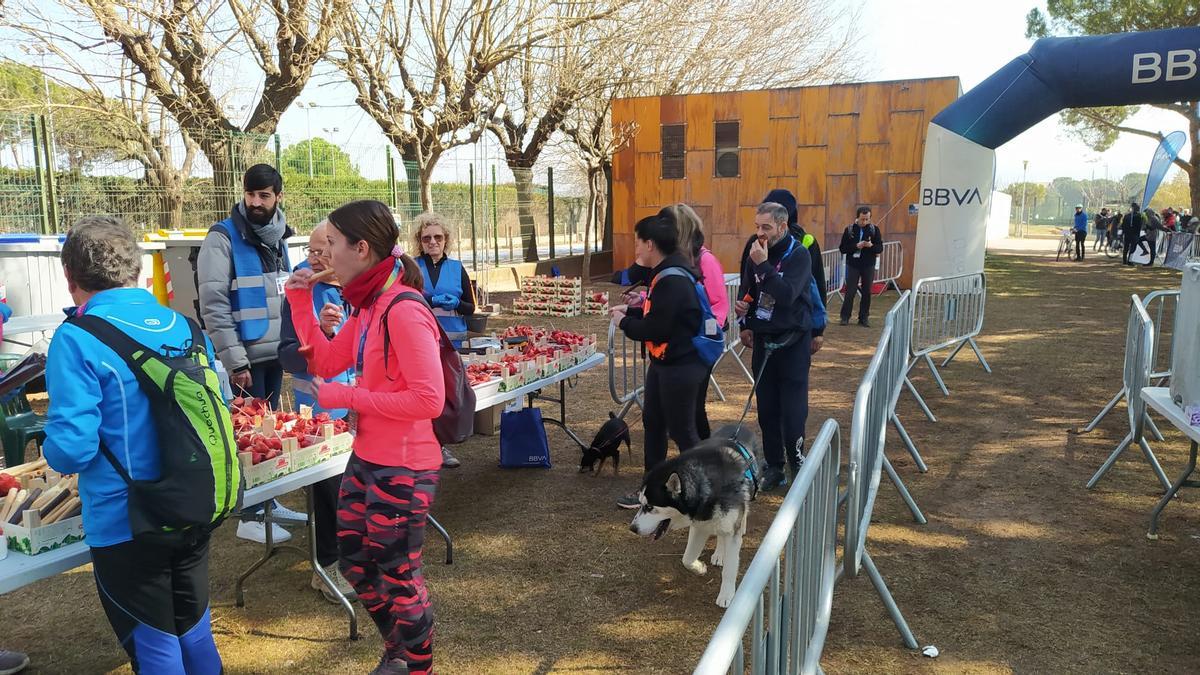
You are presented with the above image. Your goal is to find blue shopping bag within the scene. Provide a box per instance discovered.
[499,407,552,468]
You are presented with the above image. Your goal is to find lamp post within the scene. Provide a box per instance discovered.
[302,102,316,178]
[322,127,339,177]
[1020,160,1029,238]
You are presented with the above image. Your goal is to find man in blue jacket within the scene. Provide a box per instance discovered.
[44,216,223,675]
[1073,204,1088,261]
[277,222,357,604]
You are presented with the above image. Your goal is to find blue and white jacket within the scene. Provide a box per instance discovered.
[43,288,217,547]
[277,261,352,419]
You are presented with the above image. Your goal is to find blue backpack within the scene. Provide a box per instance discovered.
[797,234,827,332]
[655,268,726,367]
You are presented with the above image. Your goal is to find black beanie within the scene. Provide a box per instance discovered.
[763,189,798,226]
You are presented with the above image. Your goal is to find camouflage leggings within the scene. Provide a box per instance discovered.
[339,455,440,673]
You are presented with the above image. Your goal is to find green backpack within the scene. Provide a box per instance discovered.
[71,314,243,540]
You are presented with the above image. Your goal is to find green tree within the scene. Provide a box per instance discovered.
[1150,170,1190,210]
[1002,181,1048,221]
[280,138,361,180]
[1026,3,1200,213]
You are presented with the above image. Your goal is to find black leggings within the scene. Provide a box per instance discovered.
[90,531,222,674]
[643,359,708,473]
[695,365,714,440]
[751,332,812,469]
[1074,230,1086,259]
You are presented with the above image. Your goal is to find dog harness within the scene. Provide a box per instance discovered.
[731,439,759,500]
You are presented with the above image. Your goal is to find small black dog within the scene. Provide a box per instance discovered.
[580,412,632,475]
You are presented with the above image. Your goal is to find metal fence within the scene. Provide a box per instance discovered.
[1160,231,1200,270]
[1086,294,1170,491]
[607,320,647,420]
[709,274,754,399]
[821,248,844,299]
[694,419,842,675]
[877,241,904,293]
[1084,289,1177,434]
[842,291,921,647]
[0,113,593,268]
[907,272,990,404]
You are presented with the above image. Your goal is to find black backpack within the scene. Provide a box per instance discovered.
[379,292,476,445]
[70,314,243,541]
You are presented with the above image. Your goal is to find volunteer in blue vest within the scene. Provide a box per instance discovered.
[736,202,814,492]
[44,216,224,674]
[277,221,358,605]
[412,212,476,469]
[197,163,304,542]
[612,213,705,509]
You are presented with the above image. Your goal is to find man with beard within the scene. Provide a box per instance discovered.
[198,164,303,543]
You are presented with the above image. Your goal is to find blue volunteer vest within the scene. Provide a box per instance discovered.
[211,219,290,343]
[417,256,469,334]
[289,263,351,420]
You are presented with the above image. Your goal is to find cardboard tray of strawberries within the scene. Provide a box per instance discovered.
[230,397,353,488]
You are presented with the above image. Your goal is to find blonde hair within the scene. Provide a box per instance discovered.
[661,203,704,266]
[412,212,454,254]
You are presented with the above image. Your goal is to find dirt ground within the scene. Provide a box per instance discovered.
[5,244,1200,673]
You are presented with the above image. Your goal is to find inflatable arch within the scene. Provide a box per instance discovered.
[913,25,1200,281]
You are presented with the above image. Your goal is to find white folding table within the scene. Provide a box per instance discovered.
[1143,387,1200,538]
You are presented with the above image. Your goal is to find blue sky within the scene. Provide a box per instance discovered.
[853,0,1185,186]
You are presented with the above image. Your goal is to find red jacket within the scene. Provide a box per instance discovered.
[286,282,445,470]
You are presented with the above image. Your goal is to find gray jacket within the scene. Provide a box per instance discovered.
[197,213,292,372]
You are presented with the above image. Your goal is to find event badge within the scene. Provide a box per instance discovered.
[276,273,288,295]
[755,292,775,322]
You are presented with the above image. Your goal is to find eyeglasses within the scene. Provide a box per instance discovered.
[421,234,445,243]
[304,247,329,259]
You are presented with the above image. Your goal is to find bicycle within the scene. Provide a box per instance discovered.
[1103,235,1124,259]
[1056,228,1075,262]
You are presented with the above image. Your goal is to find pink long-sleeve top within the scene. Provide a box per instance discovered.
[697,246,729,327]
[286,281,445,470]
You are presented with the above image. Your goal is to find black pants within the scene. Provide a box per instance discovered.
[314,474,342,567]
[643,359,708,474]
[695,365,714,440]
[751,332,812,469]
[91,532,222,674]
[1123,235,1148,264]
[840,265,874,323]
[1074,230,1086,259]
[1140,236,1158,264]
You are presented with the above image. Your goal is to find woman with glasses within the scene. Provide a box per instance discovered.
[412,212,475,468]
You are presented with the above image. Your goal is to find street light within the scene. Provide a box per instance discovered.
[301,101,317,178]
[322,127,340,178]
[1020,160,1029,238]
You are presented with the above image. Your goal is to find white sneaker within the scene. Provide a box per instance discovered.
[269,500,307,522]
[237,520,292,544]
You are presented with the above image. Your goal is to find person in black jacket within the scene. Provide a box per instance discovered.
[1122,202,1149,265]
[612,214,705,509]
[740,188,828,354]
[837,206,884,327]
[736,202,814,492]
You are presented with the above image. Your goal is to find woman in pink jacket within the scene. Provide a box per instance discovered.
[661,204,728,440]
[286,199,445,675]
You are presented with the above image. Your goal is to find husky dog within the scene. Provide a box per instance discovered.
[628,425,763,607]
[580,412,632,475]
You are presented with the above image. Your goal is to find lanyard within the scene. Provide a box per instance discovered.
[354,260,402,382]
[755,236,797,283]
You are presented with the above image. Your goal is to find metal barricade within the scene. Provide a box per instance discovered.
[607,320,647,420]
[822,248,844,299]
[905,273,990,418]
[876,240,904,294]
[694,419,842,675]
[841,293,922,648]
[1084,289,1176,436]
[1086,294,1170,490]
[885,292,929,478]
[709,274,754,403]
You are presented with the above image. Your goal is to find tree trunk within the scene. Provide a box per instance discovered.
[1190,113,1200,215]
[581,165,598,294]
[197,133,237,218]
[601,161,613,251]
[512,166,539,262]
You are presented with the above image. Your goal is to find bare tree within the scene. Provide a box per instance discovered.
[335,0,619,218]
[8,0,347,204]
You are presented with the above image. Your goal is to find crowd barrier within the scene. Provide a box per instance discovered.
[696,294,927,674]
[1160,232,1200,270]
[606,321,647,420]
[1086,294,1171,491]
[904,272,990,421]
[823,240,903,300]
[708,274,754,403]
[1084,289,1176,437]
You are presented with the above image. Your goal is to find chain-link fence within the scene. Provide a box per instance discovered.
[0,112,596,268]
